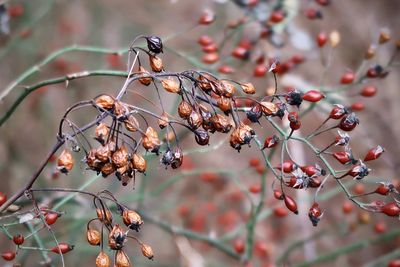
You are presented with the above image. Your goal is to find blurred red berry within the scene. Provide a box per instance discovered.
[198,35,214,46]
[198,11,215,25]
[316,32,328,47]
[374,221,387,234]
[340,71,355,84]
[360,86,377,97]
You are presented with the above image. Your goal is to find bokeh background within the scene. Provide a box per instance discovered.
[0,0,400,266]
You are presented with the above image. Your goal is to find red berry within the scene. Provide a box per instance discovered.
[0,192,7,206]
[290,121,301,130]
[316,32,328,47]
[273,190,283,200]
[366,68,378,78]
[198,11,215,25]
[233,239,245,253]
[339,113,359,131]
[262,135,279,149]
[302,90,325,102]
[315,0,330,6]
[342,201,354,214]
[374,221,387,234]
[329,105,348,119]
[381,202,400,217]
[353,184,365,195]
[388,259,400,267]
[232,47,249,60]
[200,172,219,183]
[340,71,355,84]
[51,243,74,254]
[351,102,365,111]
[360,86,377,97]
[269,10,285,23]
[273,207,288,217]
[278,161,294,173]
[45,212,59,225]
[253,64,267,77]
[202,43,218,53]
[249,184,261,194]
[284,195,298,214]
[333,151,351,164]
[254,241,270,258]
[202,53,219,64]
[1,251,15,261]
[308,202,323,226]
[13,234,24,245]
[291,54,305,64]
[218,65,235,74]
[305,8,322,20]
[249,158,260,168]
[198,35,213,46]
[364,145,384,161]
[8,4,24,17]
[375,183,392,196]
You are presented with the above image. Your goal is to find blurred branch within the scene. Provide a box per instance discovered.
[0,69,128,126]
[139,211,241,260]
[295,229,400,267]
[0,45,128,102]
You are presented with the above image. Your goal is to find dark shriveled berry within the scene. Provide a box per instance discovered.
[146,36,163,54]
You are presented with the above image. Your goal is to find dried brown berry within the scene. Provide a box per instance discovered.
[122,209,143,231]
[142,127,161,153]
[96,145,112,162]
[124,115,139,132]
[178,100,193,119]
[230,122,255,151]
[158,112,169,129]
[116,250,130,267]
[241,83,256,94]
[171,148,183,169]
[101,162,115,177]
[138,66,152,86]
[112,146,129,168]
[95,95,115,110]
[217,96,232,113]
[198,74,213,92]
[188,110,203,129]
[260,101,278,116]
[95,123,109,145]
[218,80,236,98]
[149,55,163,72]
[141,243,154,260]
[96,251,110,267]
[87,229,101,246]
[114,101,129,118]
[210,114,232,133]
[57,149,74,174]
[132,153,146,173]
[96,208,113,226]
[161,78,181,94]
[108,224,125,250]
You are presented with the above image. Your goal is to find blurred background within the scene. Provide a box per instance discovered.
[0,0,399,266]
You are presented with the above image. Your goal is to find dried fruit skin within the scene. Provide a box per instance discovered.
[149,55,163,72]
[96,251,110,267]
[122,209,143,231]
[132,154,146,173]
[95,95,115,110]
[57,149,74,174]
[116,250,130,267]
[87,229,101,246]
[108,224,125,250]
[141,243,154,260]
[142,127,161,153]
[161,78,181,94]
